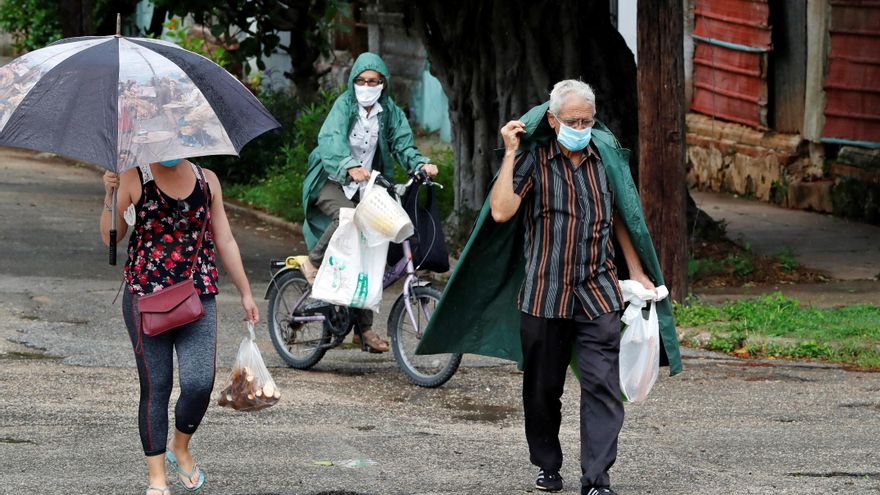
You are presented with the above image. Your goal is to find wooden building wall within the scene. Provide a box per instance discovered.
[691,0,772,128]
[822,0,880,144]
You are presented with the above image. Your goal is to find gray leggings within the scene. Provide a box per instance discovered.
[123,289,217,456]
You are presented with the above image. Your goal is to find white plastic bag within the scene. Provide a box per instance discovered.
[311,207,389,313]
[618,280,668,403]
[353,171,414,247]
[217,322,280,412]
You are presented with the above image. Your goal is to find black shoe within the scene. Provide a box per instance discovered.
[583,487,618,495]
[535,469,563,492]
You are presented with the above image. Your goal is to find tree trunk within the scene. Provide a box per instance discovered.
[407,0,639,219]
[281,0,330,102]
[58,0,94,37]
[147,7,169,37]
[637,0,688,301]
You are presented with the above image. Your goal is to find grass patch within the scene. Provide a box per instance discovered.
[775,247,800,272]
[688,252,756,280]
[688,238,825,288]
[675,293,880,368]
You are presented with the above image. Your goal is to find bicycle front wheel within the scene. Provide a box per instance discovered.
[389,285,462,388]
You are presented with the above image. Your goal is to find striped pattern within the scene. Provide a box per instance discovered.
[513,140,623,319]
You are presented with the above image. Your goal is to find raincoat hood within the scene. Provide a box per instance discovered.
[348,52,391,105]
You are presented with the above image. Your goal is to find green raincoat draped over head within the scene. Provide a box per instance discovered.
[416,102,683,376]
[301,52,429,250]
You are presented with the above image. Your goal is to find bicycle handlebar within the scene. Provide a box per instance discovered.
[370,169,443,195]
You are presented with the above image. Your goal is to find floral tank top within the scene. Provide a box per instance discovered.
[124,163,219,296]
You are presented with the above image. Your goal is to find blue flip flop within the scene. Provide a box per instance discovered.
[165,450,206,493]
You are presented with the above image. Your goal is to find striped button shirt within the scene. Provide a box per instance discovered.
[513,140,623,319]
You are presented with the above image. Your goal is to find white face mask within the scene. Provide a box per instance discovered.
[354,84,384,107]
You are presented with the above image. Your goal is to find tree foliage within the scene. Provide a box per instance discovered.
[162,17,233,68]
[0,0,63,53]
[151,0,349,99]
[0,0,144,53]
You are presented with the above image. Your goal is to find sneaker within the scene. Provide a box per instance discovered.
[535,469,564,492]
[583,487,618,495]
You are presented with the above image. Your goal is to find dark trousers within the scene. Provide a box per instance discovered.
[308,180,372,328]
[521,307,623,488]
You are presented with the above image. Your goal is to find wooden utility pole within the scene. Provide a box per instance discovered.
[637,0,688,300]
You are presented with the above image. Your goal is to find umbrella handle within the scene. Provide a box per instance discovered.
[109,187,117,266]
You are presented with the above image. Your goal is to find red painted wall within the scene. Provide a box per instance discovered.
[823,0,880,143]
[691,0,771,128]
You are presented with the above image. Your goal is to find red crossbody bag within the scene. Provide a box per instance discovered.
[135,167,211,352]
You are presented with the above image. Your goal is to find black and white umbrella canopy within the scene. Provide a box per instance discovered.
[0,35,280,172]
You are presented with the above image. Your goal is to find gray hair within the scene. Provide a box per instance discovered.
[549,80,596,116]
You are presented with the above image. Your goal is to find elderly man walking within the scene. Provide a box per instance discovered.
[489,79,652,494]
[415,79,682,494]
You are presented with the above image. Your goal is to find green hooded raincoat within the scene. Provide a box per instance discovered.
[302,52,429,250]
[415,102,683,376]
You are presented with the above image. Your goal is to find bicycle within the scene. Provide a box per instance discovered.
[264,170,462,388]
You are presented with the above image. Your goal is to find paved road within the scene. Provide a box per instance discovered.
[1,149,879,494]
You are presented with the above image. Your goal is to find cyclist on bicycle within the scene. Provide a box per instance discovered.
[300,52,437,353]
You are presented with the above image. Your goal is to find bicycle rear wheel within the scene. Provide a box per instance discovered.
[267,270,329,369]
[388,285,462,388]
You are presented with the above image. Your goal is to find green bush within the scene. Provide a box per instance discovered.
[198,88,308,184]
[0,0,62,54]
[213,88,341,222]
[391,141,456,221]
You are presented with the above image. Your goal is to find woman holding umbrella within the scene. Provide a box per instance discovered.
[100,158,259,494]
[0,27,279,493]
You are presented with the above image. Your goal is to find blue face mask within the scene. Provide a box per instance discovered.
[158,159,182,167]
[556,122,592,152]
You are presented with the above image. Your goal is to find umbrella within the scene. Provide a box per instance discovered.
[0,23,280,264]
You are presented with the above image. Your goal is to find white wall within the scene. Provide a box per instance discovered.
[617,0,639,61]
[615,0,695,104]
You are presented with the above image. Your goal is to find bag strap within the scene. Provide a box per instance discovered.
[112,278,125,305]
[187,166,211,279]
